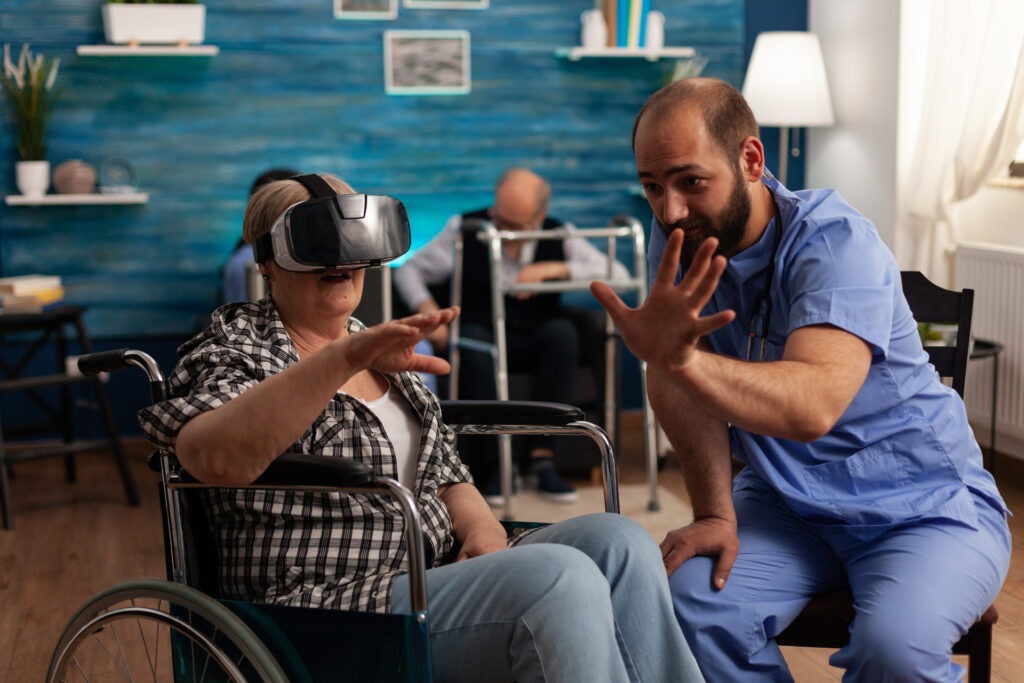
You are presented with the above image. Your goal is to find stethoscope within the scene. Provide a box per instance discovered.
[745,192,784,362]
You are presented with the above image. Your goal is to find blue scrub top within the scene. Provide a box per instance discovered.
[648,176,1006,539]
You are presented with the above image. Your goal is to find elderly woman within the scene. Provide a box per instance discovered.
[139,173,702,683]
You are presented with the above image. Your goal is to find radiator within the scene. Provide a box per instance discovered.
[955,242,1024,458]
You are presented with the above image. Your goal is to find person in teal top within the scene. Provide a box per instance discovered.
[591,77,1010,682]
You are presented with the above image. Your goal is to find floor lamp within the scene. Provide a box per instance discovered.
[741,32,835,187]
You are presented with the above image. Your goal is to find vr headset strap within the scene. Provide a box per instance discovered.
[253,173,335,263]
[290,173,336,199]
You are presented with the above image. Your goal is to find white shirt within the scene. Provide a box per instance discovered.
[359,383,422,488]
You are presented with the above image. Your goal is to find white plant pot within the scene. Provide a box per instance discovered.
[15,161,51,198]
[103,4,206,45]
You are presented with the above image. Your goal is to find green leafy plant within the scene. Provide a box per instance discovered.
[1,44,60,162]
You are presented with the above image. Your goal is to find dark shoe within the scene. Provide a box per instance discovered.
[482,472,518,507]
[531,459,579,504]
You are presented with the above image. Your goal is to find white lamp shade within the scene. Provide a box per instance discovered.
[741,32,835,127]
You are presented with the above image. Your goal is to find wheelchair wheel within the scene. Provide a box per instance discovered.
[47,578,289,682]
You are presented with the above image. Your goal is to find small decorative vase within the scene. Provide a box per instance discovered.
[645,11,665,51]
[15,160,51,198]
[581,9,608,50]
[52,159,98,195]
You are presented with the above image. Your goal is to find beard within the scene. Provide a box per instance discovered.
[665,169,751,270]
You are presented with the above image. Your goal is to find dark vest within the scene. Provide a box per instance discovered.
[459,207,565,332]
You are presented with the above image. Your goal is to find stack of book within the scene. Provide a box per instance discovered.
[0,274,65,314]
[601,0,653,49]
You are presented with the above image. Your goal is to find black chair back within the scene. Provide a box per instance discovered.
[900,270,974,397]
[776,272,994,682]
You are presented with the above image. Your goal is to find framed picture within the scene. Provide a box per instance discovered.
[384,30,471,95]
[403,0,488,9]
[334,0,397,19]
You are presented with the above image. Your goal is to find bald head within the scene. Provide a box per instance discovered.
[633,77,760,161]
[491,167,551,231]
[631,77,773,268]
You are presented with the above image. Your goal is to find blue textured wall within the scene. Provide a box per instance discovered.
[0,0,773,430]
[1,0,744,340]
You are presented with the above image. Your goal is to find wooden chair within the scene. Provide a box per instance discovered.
[776,270,998,682]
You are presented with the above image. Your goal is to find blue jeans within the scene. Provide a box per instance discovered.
[669,482,1011,682]
[391,513,703,683]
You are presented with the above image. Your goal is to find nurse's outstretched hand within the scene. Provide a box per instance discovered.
[590,229,734,371]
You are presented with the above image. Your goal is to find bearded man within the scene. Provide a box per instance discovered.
[591,77,1009,683]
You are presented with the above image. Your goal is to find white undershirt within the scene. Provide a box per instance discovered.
[359,384,422,488]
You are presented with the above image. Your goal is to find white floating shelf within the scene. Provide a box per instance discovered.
[76,45,219,57]
[6,193,149,206]
[555,46,697,62]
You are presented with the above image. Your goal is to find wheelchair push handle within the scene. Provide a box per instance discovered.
[76,349,133,375]
[77,348,168,402]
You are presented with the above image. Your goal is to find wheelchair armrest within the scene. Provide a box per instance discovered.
[147,451,374,487]
[252,454,375,487]
[439,400,584,426]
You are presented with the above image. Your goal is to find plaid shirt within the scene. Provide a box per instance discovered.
[138,297,472,613]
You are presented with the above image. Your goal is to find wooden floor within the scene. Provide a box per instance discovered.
[2,426,1024,681]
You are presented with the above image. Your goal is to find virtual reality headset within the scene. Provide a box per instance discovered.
[253,174,411,272]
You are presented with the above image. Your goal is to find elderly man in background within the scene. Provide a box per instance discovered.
[394,167,629,505]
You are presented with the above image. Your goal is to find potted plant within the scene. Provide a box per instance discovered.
[103,0,207,47]
[1,44,60,198]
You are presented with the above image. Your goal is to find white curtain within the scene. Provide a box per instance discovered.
[896,0,1024,286]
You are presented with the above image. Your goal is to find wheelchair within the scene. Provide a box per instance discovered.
[47,348,619,682]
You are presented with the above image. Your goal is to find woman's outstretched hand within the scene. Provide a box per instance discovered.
[346,307,459,376]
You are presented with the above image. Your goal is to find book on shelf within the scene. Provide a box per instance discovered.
[603,0,617,48]
[0,285,65,314]
[0,274,63,295]
[608,0,652,49]
[617,0,630,47]
[637,0,651,47]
